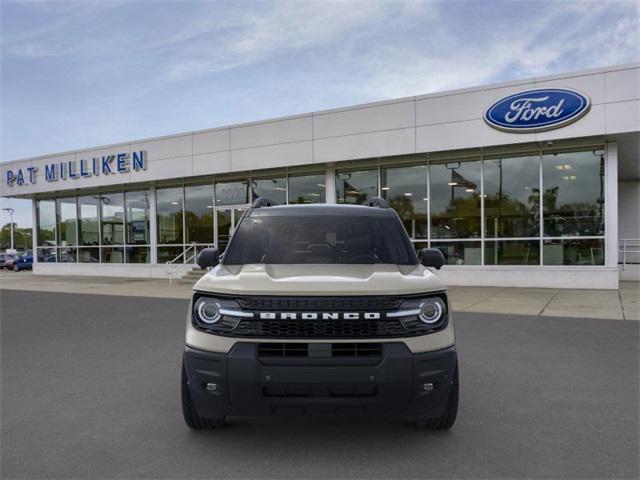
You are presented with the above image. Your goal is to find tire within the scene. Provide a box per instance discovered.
[181,363,225,430]
[13,264,19,272]
[416,365,459,430]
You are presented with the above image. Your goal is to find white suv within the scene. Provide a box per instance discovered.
[182,198,458,429]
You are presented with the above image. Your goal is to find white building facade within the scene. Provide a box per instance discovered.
[2,63,639,289]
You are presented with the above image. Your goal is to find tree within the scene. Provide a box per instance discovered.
[0,223,32,251]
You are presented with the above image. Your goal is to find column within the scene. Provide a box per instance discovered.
[149,186,158,264]
[605,142,618,269]
[325,164,336,204]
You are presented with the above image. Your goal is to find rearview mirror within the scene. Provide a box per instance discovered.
[197,248,220,269]
[418,248,445,270]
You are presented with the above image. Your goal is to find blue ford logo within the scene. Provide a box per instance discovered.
[484,88,591,133]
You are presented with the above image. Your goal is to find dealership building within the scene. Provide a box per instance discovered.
[1,63,638,289]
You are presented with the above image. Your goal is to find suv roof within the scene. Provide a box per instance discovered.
[248,203,395,217]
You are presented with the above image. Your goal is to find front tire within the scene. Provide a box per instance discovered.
[416,365,459,429]
[181,363,225,430]
[12,264,19,272]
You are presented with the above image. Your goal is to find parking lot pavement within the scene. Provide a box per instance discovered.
[1,290,638,479]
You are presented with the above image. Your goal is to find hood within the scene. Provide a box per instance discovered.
[193,263,445,296]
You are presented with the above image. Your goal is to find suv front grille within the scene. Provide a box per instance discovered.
[257,342,383,357]
[233,319,408,338]
[236,296,404,311]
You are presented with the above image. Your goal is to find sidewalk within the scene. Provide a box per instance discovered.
[1,270,638,320]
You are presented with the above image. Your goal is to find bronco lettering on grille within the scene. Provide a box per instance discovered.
[258,312,382,320]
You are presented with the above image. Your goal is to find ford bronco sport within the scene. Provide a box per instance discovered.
[182,197,458,429]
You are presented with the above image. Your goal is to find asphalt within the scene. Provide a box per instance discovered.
[1,290,638,479]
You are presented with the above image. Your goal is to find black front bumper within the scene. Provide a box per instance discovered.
[184,342,457,418]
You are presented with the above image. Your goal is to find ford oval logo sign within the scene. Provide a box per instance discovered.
[484,88,591,133]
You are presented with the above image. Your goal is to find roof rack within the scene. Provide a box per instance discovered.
[361,197,389,208]
[251,198,278,208]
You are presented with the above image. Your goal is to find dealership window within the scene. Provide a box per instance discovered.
[431,241,482,265]
[36,200,57,262]
[381,165,428,239]
[77,195,100,263]
[336,169,378,204]
[56,197,77,263]
[157,187,184,263]
[100,193,125,263]
[484,155,540,238]
[542,150,605,237]
[215,180,249,206]
[485,240,540,265]
[252,177,287,204]
[185,184,214,244]
[288,173,325,204]
[543,238,604,265]
[125,190,150,264]
[430,160,481,239]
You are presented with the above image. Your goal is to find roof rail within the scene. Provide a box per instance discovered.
[252,197,278,208]
[361,197,389,208]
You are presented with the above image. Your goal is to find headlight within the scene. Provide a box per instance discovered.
[418,297,446,324]
[194,297,222,324]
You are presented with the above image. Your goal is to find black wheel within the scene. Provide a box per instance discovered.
[416,365,459,429]
[181,363,225,430]
[12,264,19,272]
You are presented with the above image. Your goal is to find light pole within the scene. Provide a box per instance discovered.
[2,207,15,251]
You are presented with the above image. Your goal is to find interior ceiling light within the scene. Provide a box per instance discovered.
[448,182,458,186]
[381,187,390,190]
[403,192,413,196]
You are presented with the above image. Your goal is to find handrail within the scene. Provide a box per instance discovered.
[619,238,640,269]
[166,243,211,284]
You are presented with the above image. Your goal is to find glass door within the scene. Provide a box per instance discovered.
[215,206,248,252]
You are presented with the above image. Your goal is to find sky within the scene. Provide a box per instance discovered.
[1,0,639,228]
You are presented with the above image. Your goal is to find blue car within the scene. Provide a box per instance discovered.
[13,253,33,271]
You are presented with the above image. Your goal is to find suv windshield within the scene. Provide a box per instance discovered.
[223,211,417,265]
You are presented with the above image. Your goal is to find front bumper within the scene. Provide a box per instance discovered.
[184,342,457,418]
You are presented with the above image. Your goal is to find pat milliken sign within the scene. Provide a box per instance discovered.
[484,88,591,133]
[5,151,147,187]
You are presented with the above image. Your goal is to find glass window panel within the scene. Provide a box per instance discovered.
[288,174,326,204]
[185,184,214,244]
[77,247,99,263]
[101,246,124,263]
[156,187,183,244]
[37,246,57,262]
[78,196,100,246]
[58,246,77,263]
[542,150,605,237]
[125,246,150,264]
[125,191,150,245]
[100,193,124,245]
[484,155,540,238]
[251,177,287,204]
[56,198,77,246]
[215,180,248,206]
[336,169,378,204]
[36,200,56,246]
[543,238,604,265]
[485,240,540,265]
[381,165,428,239]
[430,160,481,239]
[431,241,482,265]
[157,246,184,263]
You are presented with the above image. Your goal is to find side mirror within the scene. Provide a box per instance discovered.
[197,248,220,270]
[418,248,445,270]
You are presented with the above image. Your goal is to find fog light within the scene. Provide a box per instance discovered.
[206,383,218,392]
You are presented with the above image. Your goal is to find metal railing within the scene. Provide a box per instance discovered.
[166,243,204,284]
[619,239,640,269]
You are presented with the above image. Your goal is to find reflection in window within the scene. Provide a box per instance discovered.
[542,150,605,237]
[430,160,481,239]
[102,246,124,263]
[126,246,150,263]
[485,240,540,265]
[381,165,428,239]
[252,177,287,204]
[156,187,183,244]
[158,246,183,263]
[185,184,214,244]
[543,238,604,265]
[78,196,100,246]
[215,180,248,206]
[125,191,150,245]
[77,247,99,263]
[37,246,57,262]
[288,173,325,204]
[56,198,77,246]
[36,200,56,246]
[58,246,76,263]
[484,155,540,238]
[431,241,482,265]
[100,193,124,245]
[336,170,378,204]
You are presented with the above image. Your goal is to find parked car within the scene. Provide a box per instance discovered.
[12,252,33,271]
[182,197,456,430]
[2,254,17,270]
